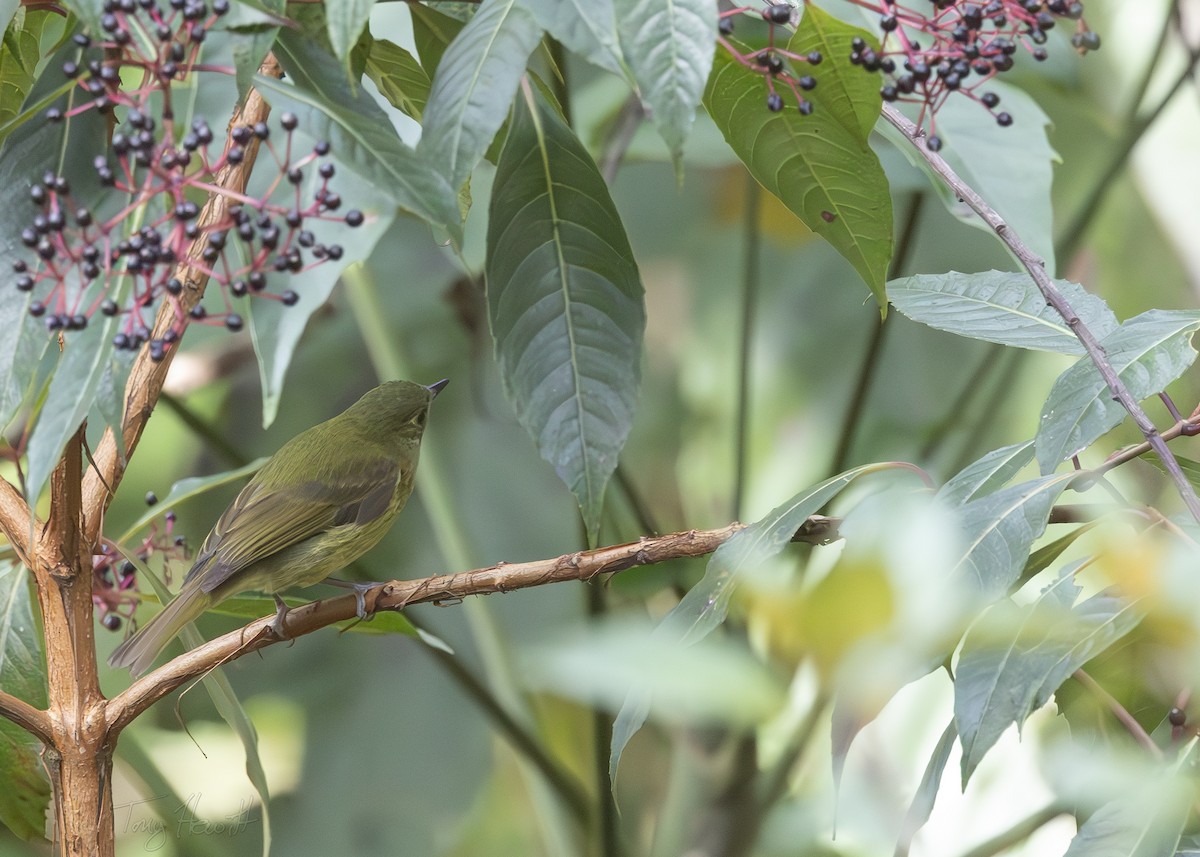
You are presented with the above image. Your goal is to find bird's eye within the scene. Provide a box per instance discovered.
[410,411,426,427]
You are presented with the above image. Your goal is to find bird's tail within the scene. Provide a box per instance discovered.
[108,585,213,677]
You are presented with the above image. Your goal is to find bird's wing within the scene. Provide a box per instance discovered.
[184,457,400,593]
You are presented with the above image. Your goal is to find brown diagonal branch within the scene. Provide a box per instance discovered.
[79,55,283,547]
[104,518,838,732]
[881,104,1200,525]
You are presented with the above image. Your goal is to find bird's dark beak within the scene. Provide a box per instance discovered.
[427,379,449,398]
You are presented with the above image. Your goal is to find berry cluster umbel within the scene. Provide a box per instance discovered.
[11,0,365,362]
[717,1,1098,150]
[93,498,187,630]
[718,4,823,114]
[846,0,1098,149]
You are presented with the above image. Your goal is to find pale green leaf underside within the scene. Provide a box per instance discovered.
[417,0,543,193]
[1036,309,1200,473]
[889,270,1119,354]
[615,0,716,163]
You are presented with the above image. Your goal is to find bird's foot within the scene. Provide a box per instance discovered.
[327,578,377,620]
[270,594,290,638]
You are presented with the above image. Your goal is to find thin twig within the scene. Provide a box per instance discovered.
[0,691,53,745]
[881,104,1200,526]
[1072,668,1161,758]
[103,520,840,731]
[735,175,762,519]
[954,802,1068,857]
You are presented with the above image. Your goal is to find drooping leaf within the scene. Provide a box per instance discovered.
[129,558,272,857]
[486,84,645,544]
[325,0,374,66]
[952,473,1075,601]
[1036,310,1200,474]
[614,0,715,169]
[0,562,49,841]
[0,8,48,129]
[1020,523,1097,583]
[521,620,784,728]
[704,6,892,308]
[417,0,543,194]
[364,37,431,122]
[260,30,459,241]
[889,271,1119,354]
[408,2,467,73]
[894,720,957,857]
[520,0,626,76]
[955,567,1142,783]
[25,309,120,503]
[937,440,1035,506]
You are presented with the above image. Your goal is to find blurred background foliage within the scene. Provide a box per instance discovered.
[4,0,1200,854]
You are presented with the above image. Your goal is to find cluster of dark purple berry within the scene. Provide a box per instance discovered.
[718,4,823,115]
[93,497,186,630]
[845,0,1098,149]
[11,0,365,362]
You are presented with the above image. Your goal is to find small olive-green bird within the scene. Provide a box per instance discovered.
[109,378,447,676]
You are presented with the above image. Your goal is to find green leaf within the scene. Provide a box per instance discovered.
[325,0,374,66]
[952,473,1075,600]
[0,9,45,129]
[889,271,1119,354]
[894,720,957,857]
[955,568,1142,783]
[0,562,50,841]
[25,309,120,503]
[612,463,888,779]
[1020,523,1097,583]
[486,84,645,544]
[1036,310,1200,474]
[937,440,1034,506]
[409,2,466,73]
[1145,453,1200,494]
[364,37,431,122]
[520,0,625,76]
[614,0,715,168]
[1062,777,1189,857]
[260,30,460,241]
[703,8,892,308]
[228,0,284,100]
[130,559,272,857]
[417,0,543,194]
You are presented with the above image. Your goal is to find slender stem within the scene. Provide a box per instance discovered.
[917,343,1004,463]
[758,694,830,809]
[1122,0,1178,123]
[1055,43,1200,262]
[1072,669,1161,757]
[882,104,1200,525]
[954,803,1067,857]
[943,347,1022,477]
[614,464,660,535]
[586,582,621,857]
[157,392,248,467]
[598,97,646,185]
[418,641,592,826]
[828,192,924,476]
[734,176,762,519]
